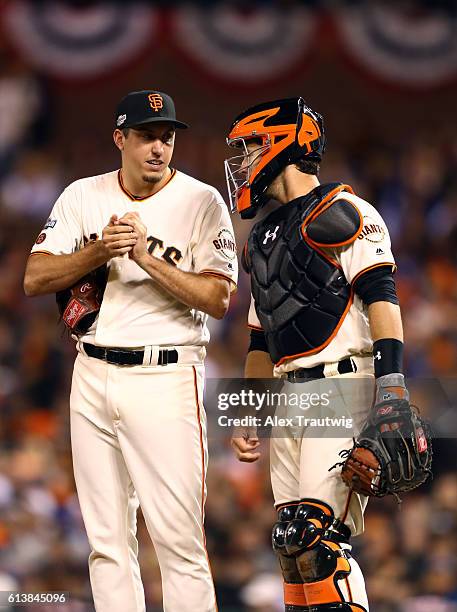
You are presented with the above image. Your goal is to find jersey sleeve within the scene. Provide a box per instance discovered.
[248,293,263,330]
[192,191,238,291]
[336,201,396,285]
[30,184,83,256]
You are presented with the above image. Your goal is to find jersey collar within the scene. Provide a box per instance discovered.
[117,168,176,201]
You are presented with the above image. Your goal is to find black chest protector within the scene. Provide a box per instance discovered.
[245,183,362,365]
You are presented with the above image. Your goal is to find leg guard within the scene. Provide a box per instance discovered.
[273,499,368,612]
[297,542,368,611]
[272,502,307,612]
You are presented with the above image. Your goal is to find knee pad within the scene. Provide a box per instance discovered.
[275,499,350,557]
[272,502,307,611]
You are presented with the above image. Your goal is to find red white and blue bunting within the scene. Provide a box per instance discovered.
[1,2,457,89]
[169,5,318,86]
[2,1,158,79]
[335,5,457,88]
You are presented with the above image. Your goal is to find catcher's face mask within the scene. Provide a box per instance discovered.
[224,135,271,217]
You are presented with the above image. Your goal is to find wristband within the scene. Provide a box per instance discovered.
[373,338,403,378]
[248,329,268,353]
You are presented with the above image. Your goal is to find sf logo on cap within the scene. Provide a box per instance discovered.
[148,93,163,112]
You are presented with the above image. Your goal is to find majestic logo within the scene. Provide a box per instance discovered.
[376,247,385,255]
[374,351,382,360]
[148,93,163,112]
[117,114,127,126]
[35,232,47,245]
[44,218,57,229]
[213,229,237,260]
[263,225,280,245]
[358,216,385,243]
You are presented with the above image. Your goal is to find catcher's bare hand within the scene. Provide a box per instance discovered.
[118,212,149,264]
[102,214,138,258]
[231,427,260,463]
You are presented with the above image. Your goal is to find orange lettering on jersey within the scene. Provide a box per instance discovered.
[148,93,163,112]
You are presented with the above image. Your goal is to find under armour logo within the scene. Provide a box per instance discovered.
[374,351,382,360]
[263,225,280,245]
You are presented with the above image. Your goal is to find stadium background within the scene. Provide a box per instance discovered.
[0,1,456,611]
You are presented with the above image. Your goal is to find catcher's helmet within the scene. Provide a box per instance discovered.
[225,97,325,219]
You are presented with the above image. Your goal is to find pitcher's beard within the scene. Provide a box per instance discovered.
[141,172,164,184]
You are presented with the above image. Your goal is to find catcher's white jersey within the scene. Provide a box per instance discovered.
[31,169,238,347]
[247,191,395,375]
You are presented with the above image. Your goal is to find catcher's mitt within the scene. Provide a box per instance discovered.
[56,265,107,335]
[340,397,432,498]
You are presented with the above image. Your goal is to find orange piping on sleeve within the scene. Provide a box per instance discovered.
[351,262,397,286]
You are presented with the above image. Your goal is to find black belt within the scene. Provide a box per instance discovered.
[83,343,178,366]
[286,357,357,382]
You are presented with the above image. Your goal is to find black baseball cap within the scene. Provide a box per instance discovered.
[115,90,188,130]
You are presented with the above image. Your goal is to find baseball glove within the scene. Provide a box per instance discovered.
[56,265,107,335]
[339,396,432,498]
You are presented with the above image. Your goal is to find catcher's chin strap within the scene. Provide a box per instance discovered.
[272,499,367,612]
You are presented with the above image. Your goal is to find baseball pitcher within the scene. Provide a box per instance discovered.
[24,90,238,612]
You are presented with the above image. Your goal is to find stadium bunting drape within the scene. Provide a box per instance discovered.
[2,1,158,79]
[1,2,456,89]
[334,5,457,88]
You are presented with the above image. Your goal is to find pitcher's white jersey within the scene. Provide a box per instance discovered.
[31,169,238,347]
[247,191,395,376]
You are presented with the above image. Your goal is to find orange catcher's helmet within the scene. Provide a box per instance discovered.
[225,97,325,219]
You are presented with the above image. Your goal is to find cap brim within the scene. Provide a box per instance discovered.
[125,117,189,130]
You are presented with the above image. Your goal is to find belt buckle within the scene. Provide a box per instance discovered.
[288,370,297,383]
[105,348,118,365]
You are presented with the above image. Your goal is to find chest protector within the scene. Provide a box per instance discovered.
[245,183,363,365]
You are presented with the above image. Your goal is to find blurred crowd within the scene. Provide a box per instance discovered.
[0,44,457,612]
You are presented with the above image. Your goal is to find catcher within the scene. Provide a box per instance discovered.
[225,97,432,611]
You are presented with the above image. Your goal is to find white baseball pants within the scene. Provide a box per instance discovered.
[70,351,217,612]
